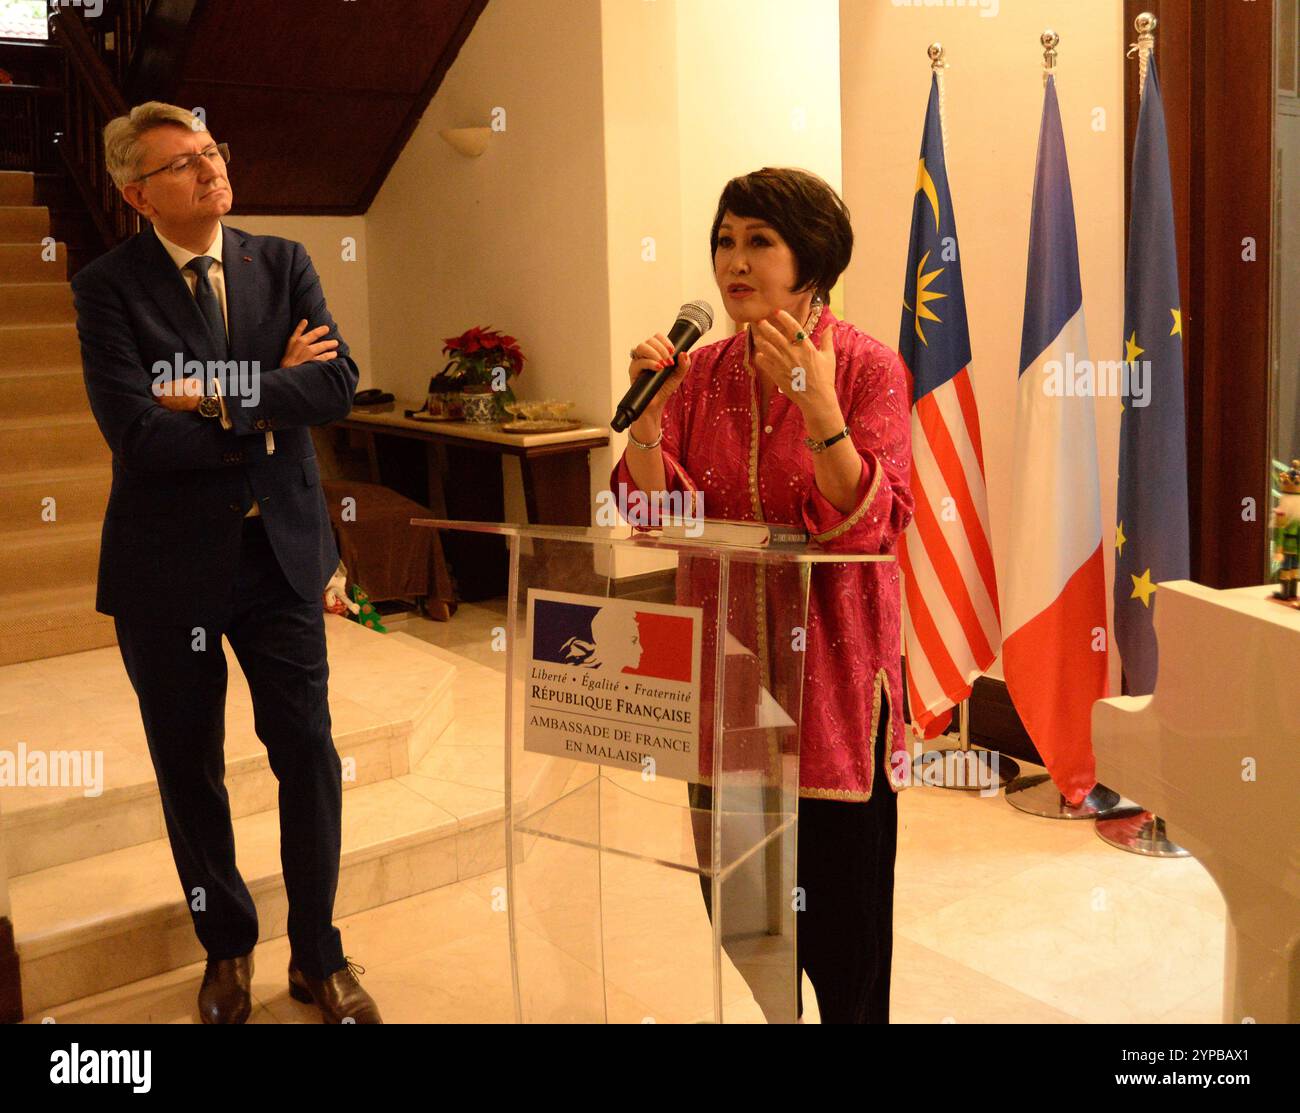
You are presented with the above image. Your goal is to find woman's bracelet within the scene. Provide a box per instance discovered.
[627,426,663,451]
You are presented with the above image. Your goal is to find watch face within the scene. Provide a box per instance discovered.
[198,396,220,417]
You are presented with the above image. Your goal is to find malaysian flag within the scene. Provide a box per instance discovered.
[897,73,1001,740]
[1001,75,1108,805]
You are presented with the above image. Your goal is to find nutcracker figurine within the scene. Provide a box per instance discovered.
[1273,460,1300,601]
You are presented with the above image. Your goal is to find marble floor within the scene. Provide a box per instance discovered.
[22,599,1227,1024]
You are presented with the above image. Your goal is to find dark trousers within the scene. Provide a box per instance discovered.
[690,709,897,1024]
[113,515,346,980]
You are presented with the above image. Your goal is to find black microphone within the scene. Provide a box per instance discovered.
[611,300,714,432]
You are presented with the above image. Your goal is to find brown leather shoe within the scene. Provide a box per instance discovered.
[287,955,382,1023]
[198,952,254,1024]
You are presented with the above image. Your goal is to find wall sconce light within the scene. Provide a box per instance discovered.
[439,127,492,158]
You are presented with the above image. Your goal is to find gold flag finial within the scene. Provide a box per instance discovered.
[927,42,950,157]
[1127,13,1158,100]
[1041,30,1060,85]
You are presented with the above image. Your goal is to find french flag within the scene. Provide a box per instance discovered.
[1002,76,1108,806]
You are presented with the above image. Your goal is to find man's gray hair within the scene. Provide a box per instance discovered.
[103,102,205,189]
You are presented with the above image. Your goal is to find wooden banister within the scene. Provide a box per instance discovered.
[0,84,63,172]
[49,5,142,248]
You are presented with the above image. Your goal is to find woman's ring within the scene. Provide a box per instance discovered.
[794,330,806,343]
[629,347,639,359]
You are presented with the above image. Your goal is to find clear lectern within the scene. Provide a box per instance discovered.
[411,519,889,1023]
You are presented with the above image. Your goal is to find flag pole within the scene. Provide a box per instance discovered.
[927,41,949,165]
[908,41,1017,793]
[1004,29,1128,822]
[1095,11,1190,859]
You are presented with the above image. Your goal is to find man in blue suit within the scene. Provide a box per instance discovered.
[73,101,379,1024]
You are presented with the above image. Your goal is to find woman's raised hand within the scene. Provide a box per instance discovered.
[627,331,691,429]
[751,310,837,419]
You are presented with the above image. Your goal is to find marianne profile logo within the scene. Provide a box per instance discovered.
[525,590,703,781]
[531,598,693,683]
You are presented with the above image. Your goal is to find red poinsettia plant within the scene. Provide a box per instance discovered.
[435,326,525,391]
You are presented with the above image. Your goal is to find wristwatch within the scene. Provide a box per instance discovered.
[197,394,222,419]
[804,425,851,454]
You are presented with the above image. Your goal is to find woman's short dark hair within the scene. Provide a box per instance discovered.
[709,167,853,303]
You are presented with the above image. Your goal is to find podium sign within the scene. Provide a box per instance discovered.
[412,520,890,1023]
[524,589,703,782]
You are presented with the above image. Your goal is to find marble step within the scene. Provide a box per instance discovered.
[13,774,507,1016]
[0,617,457,876]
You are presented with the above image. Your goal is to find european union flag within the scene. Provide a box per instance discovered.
[1114,59,1190,695]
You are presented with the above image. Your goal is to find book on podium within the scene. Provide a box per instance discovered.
[410,518,892,1024]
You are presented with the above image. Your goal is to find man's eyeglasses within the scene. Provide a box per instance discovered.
[136,143,231,183]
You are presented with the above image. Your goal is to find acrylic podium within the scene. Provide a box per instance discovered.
[411,518,889,1023]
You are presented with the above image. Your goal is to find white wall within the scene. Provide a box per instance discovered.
[229,215,372,380]
[840,0,1126,683]
[354,0,845,559]
[596,0,842,578]
[674,0,844,333]
[363,0,610,523]
[599,0,685,576]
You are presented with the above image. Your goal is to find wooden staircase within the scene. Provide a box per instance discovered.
[0,170,114,667]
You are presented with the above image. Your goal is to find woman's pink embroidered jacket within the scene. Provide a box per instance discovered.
[611,307,915,801]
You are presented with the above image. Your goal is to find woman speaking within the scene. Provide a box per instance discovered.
[612,167,914,1024]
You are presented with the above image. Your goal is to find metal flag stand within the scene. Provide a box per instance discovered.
[1096,809,1189,857]
[1002,30,1129,823]
[1095,12,1189,858]
[913,698,1021,792]
[1005,772,1124,820]
[902,43,1020,793]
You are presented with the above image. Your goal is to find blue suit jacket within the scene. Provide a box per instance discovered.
[72,223,359,626]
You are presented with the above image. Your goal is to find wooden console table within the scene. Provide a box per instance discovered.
[330,402,610,599]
